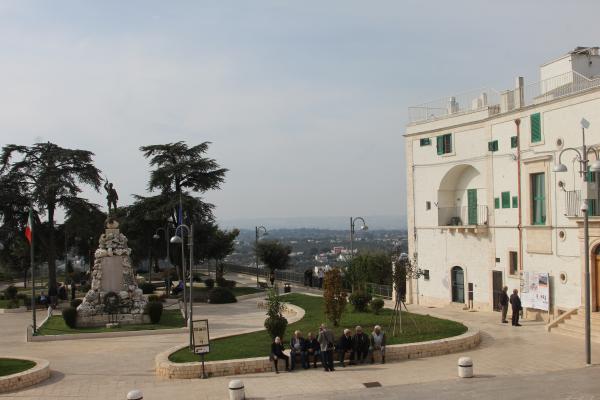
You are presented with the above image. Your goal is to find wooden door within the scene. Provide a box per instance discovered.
[492,270,503,311]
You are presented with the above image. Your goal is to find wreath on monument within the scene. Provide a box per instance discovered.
[103,291,120,315]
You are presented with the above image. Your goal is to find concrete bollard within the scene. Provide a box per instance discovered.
[127,389,143,399]
[228,379,245,400]
[458,357,473,378]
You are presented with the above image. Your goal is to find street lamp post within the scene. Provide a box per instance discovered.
[553,118,600,366]
[170,223,194,349]
[255,226,268,287]
[153,226,172,267]
[349,217,368,259]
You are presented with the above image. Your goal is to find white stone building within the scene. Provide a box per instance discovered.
[405,47,600,318]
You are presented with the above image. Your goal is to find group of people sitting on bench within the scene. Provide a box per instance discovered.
[270,324,386,373]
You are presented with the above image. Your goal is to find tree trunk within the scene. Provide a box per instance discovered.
[23,263,27,288]
[215,259,223,281]
[47,204,57,291]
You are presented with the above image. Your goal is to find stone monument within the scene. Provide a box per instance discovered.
[77,218,148,327]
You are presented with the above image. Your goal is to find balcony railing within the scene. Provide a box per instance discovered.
[408,88,500,123]
[438,205,488,227]
[564,190,599,217]
[409,71,600,124]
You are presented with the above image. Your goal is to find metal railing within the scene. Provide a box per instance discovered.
[564,190,600,217]
[223,263,393,299]
[409,71,600,124]
[408,88,500,123]
[437,205,489,226]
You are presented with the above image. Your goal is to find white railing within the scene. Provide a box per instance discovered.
[408,88,501,123]
[409,71,600,124]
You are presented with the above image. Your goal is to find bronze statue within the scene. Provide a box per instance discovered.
[104,179,119,214]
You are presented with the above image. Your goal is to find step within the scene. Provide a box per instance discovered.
[562,317,600,330]
[552,326,600,343]
[553,323,600,341]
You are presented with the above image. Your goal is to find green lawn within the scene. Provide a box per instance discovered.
[36,309,185,335]
[170,293,467,363]
[0,358,36,377]
[0,299,24,309]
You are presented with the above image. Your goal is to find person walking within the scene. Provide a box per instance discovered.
[317,324,335,371]
[509,288,522,327]
[499,286,509,323]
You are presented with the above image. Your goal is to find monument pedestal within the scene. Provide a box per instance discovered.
[77,221,148,327]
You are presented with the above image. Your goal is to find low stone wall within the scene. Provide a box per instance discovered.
[156,325,480,379]
[0,357,50,393]
[76,313,149,328]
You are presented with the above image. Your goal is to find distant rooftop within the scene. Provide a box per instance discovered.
[408,47,600,125]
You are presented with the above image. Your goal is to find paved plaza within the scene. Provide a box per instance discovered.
[1,281,600,399]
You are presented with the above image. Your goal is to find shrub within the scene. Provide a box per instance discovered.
[349,291,372,312]
[208,287,237,304]
[370,298,385,315]
[7,300,20,309]
[264,289,288,339]
[148,294,160,302]
[80,283,91,292]
[70,298,83,308]
[215,277,236,288]
[62,307,78,328]
[139,282,155,294]
[4,285,18,300]
[204,278,215,289]
[144,301,163,324]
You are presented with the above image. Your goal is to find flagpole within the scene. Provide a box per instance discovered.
[30,210,36,334]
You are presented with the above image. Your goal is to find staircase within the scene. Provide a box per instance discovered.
[550,309,600,342]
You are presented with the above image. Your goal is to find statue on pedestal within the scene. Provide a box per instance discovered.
[104,178,119,214]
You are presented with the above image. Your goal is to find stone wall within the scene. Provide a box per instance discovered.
[76,313,150,328]
[155,325,481,379]
[0,357,50,393]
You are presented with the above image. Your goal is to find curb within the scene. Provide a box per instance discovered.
[0,357,50,393]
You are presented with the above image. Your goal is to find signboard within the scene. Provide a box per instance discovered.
[520,271,550,311]
[192,319,210,354]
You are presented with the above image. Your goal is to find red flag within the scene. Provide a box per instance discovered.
[25,209,33,244]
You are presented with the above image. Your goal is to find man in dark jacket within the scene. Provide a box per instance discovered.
[499,286,509,323]
[352,325,370,364]
[337,329,354,367]
[270,336,289,373]
[306,332,321,368]
[509,288,522,327]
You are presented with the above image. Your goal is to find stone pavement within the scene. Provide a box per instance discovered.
[1,283,599,399]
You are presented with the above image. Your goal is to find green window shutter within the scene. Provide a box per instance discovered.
[436,136,444,155]
[512,196,518,208]
[444,134,452,154]
[589,199,597,216]
[531,113,541,143]
[585,171,596,182]
[501,191,511,208]
[420,138,431,146]
[488,140,498,152]
[511,136,518,148]
[532,173,546,225]
[494,197,500,209]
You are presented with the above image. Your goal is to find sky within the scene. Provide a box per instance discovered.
[1,0,600,229]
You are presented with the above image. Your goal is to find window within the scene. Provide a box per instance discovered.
[531,173,546,225]
[530,113,542,143]
[423,270,430,280]
[488,140,498,152]
[420,138,431,146]
[589,199,598,216]
[494,197,500,209]
[501,191,511,208]
[425,201,431,210]
[509,251,518,275]
[511,136,518,148]
[436,133,452,155]
[512,196,518,208]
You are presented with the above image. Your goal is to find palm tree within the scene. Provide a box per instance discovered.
[1,142,102,291]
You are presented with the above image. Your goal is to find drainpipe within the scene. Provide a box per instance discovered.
[515,118,523,272]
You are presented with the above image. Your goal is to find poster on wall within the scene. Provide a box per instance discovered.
[520,271,550,311]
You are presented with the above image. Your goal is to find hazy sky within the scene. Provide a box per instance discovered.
[2,1,600,227]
